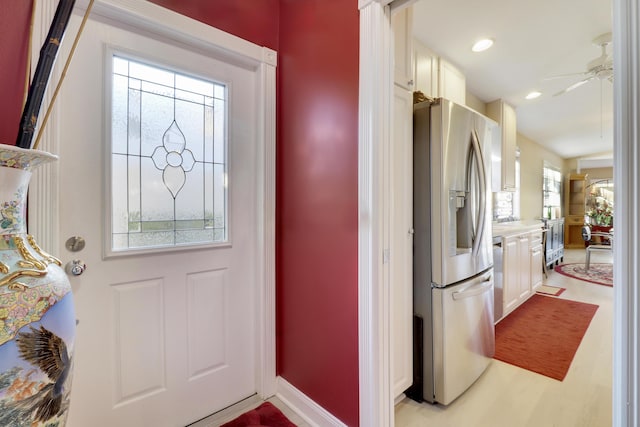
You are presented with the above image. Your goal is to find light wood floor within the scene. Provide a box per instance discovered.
[395,248,614,427]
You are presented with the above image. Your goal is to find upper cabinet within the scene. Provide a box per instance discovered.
[413,40,438,98]
[413,39,466,105]
[392,7,413,90]
[438,58,466,105]
[486,99,517,192]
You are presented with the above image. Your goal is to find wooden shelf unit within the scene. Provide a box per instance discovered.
[564,173,588,248]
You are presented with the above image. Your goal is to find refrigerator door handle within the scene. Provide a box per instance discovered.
[470,129,487,257]
[452,279,492,300]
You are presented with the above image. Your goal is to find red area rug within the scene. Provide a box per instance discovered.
[555,263,613,287]
[494,294,599,381]
[221,402,297,427]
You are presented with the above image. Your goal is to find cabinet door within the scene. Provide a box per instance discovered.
[391,85,413,398]
[545,222,555,265]
[503,237,519,315]
[530,244,543,291]
[487,100,517,192]
[517,234,531,299]
[501,102,517,191]
[438,58,466,105]
[391,7,413,90]
[557,219,565,261]
[413,39,438,98]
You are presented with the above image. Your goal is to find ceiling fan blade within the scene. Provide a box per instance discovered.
[553,76,596,97]
[543,71,588,80]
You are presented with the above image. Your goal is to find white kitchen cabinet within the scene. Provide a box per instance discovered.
[391,81,413,398]
[517,233,531,300]
[486,99,517,192]
[530,233,544,292]
[503,236,520,316]
[500,229,539,320]
[392,6,413,90]
[438,58,466,105]
[413,40,466,105]
[413,39,438,98]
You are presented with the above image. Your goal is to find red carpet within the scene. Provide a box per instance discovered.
[494,294,599,381]
[221,402,297,427]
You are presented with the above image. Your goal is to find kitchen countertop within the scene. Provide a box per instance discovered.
[492,220,545,238]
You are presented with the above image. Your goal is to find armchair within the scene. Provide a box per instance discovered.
[581,225,613,271]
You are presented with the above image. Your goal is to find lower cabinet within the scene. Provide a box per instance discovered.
[544,218,565,268]
[516,233,531,300]
[503,236,520,316]
[391,85,413,399]
[499,228,543,321]
[530,230,544,292]
[503,233,531,316]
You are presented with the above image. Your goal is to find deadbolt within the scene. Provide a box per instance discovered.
[65,236,85,252]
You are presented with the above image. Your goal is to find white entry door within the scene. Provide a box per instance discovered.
[46,5,270,426]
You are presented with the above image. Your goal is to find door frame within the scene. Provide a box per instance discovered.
[357,1,639,427]
[28,0,277,403]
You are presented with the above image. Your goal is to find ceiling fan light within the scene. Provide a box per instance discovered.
[471,38,494,52]
[526,91,542,100]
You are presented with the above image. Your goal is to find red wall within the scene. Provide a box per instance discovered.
[0,1,33,145]
[149,0,279,51]
[277,1,359,426]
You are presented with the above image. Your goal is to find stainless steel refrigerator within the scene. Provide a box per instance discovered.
[409,98,497,405]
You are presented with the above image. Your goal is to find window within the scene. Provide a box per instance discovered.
[542,163,562,219]
[110,55,227,252]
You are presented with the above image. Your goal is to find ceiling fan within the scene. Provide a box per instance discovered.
[548,32,613,97]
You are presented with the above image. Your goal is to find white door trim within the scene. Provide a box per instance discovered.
[357,2,393,426]
[28,0,277,403]
[358,1,637,427]
[612,0,639,424]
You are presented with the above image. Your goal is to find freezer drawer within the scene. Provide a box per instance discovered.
[432,269,495,405]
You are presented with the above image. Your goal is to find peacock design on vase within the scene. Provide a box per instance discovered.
[0,144,76,427]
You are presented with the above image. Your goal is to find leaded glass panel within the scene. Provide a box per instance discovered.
[110,55,227,251]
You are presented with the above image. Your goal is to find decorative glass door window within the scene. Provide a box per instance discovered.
[110,55,227,251]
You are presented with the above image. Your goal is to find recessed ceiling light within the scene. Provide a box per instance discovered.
[471,38,494,52]
[525,91,542,100]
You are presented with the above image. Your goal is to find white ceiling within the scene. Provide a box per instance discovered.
[412,0,613,159]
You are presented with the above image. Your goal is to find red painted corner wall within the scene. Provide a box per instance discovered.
[149,0,279,51]
[0,1,33,145]
[277,1,360,426]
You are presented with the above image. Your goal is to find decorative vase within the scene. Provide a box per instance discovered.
[0,144,75,426]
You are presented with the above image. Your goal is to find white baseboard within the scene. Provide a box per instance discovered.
[276,377,348,427]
